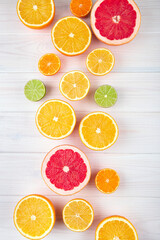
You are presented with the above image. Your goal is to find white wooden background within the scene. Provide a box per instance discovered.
[0,0,160,239]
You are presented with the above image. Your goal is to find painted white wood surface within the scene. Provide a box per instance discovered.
[0,0,160,240]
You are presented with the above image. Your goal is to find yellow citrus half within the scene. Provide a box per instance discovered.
[63,199,94,232]
[59,71,90,101]
[79,111,118,151]
[14,195,55,240]
[35,99,76,140]
[51,16,92,56]
[86,48,115,75]
[17,0,55,29]
[96,216,138,240]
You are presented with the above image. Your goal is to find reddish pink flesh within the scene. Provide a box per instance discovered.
[95,0,137,40]
[45,149,87,191]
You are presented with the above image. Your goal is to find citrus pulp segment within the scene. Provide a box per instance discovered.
[86,48,115,76]
[41,145,91,195]
[96,216,138,240]
[94,85,117,108]
[70,0,92,17]
[13,195,55,240]
[38,53,61,76]
[59,71,90,101]
[24,79,46,102]
[95,168,120,194]
[51,16,92,56]
[79,112,118,151]
[63,199,94,231]
[17,0,55,29]
[35,99,76,140]
[91,0,141,45]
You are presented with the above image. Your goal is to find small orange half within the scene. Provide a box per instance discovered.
[38,53,61,76]
[70,0,92,18]
[17,0,55,29]
[95,168,120,194]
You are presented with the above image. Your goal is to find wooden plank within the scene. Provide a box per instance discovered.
[0,112,159,154]
[0,195,159,240]
[0,0,160,34]
[0,153,160,197]
[0,72,160,113]
[0,32,159,73]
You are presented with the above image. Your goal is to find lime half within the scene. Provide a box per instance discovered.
[94,85,117,108]
[24,79,46,102]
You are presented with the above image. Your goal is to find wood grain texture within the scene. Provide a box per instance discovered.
[0,0,160,239]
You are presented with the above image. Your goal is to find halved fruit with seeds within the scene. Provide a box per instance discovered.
[91,0,141,45]
[51,16,92,56]
[35,99,76,140]
[41,145,91,195]
[17,0,55,29]
[63,199,94,231]
[14,195,55,239]
[96,216,138,240]
[59,71,90,101]
[79,112,118,151]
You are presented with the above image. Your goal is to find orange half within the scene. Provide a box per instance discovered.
[95,168,120,194]
[17,0,55,29]
[35,99,76,140]
[14,195,55,239]
[96,216,138,240]
[38,53,61,76]
[70,0,92,17]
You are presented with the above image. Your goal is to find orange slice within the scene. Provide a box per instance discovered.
[51,16,92,56]
[63,199,94,232]
[35,99,76,140]
[96,216,138,240]
[38,53,61,76]
[79,112,118,151]
[70,0,92,17]
[14,195,55,239]
[86,48,115,76]
[17,0,55,29]
[95,168,120,194]
[59,71,90,101]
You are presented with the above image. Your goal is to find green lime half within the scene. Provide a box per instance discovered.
[94,85,117,108]
[24,79,46,102]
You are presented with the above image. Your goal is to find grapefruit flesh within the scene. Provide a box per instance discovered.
[41,145,91,195]
[91,0,141,45]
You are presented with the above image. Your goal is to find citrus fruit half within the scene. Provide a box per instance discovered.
[41,145,91,195]
[38,53,61,76]
[35,99,76,140]
[59,71,90,101]
[95,168,120,194]
[24,79,46,102]
[14,195,55,239]
[17,0,55,29]
[91,0,141,45]
[86,48,115,76]
[94,85,118,108]
[96,216,138,240]
[70,0,92,17]
[51,16,92,56]
[79,112,118,151]
[63,199,94,231]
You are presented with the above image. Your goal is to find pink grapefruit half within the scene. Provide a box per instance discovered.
[91,0,141,45]
[41,145,91,195]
